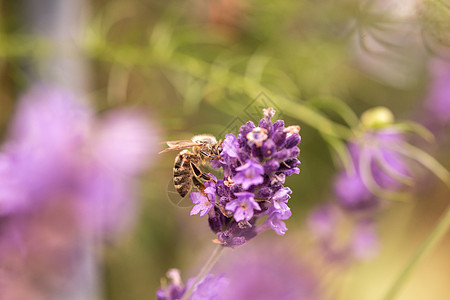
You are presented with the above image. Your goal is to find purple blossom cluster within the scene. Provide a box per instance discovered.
[189,108,301,247]
[157,269,228,300]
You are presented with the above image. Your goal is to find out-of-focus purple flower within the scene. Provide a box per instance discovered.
[213,239,322,300]
[90,109,158,176]
[307,203,336,237]
[156,269,186,300]
[334,169,372,211]
[80,168,137,238]
[0,84,158,234]
[0,153,26,214]
[0,84,159,298]
[157,269,228,300]
[308,204,379,263]
[81,108,158,239]
[334,129,409,212]
[2,86,90,202]
[199,108,301,247]
[225,192,261,222]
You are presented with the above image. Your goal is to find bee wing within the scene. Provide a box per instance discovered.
[159,140,200,154]
[166,140,196,147]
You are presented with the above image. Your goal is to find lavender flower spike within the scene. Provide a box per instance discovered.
[191,108,301,247]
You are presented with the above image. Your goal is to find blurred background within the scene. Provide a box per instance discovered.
[0,0,449,299]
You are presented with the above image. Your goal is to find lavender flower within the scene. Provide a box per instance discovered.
[232,160,264,189]
[190,192,213,217]
[222,134,240,159]
[190,176,217,217]
[157,269,228,300]
[190,108,301,247]
[266,207,292,236]
[225,192,261,222]
[272,187,292,213]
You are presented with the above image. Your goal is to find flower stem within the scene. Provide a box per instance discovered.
[381,205,450,300]
[180,244,225,300]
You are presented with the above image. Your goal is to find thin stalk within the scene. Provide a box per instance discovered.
[381,205,450,300]
[180,245,225,300]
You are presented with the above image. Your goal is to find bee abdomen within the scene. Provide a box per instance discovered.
[173,176,184,185]
[174,181,191,198]
[173,152,193,198]
[173,172,192,197]
[173,168,190,176]
[174,153,184,169]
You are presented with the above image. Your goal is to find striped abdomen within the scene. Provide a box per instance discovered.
[173,150,195,197]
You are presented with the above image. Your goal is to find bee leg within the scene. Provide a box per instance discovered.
[190,162,216,182]
[281,161,291,168]
[192,175,206,193]
[190,163,213,197]
[199,150,222,160]
[216,139,223,156]
[217,202,233,218]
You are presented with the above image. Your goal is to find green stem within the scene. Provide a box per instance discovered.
[381,205,450,300]
[168,53,354,141]
[180,244,225,300]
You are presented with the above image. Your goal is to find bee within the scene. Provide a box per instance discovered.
[159,135,222,197]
